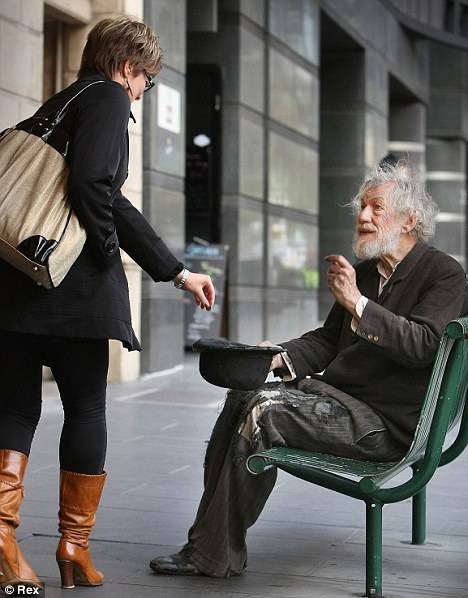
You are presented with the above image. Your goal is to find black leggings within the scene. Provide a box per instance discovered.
[0,330,109,474]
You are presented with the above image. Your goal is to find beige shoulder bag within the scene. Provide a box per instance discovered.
[0,80,104,289]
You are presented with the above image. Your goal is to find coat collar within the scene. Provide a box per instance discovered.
[356,241,429,302]
[385,241,429,283]
[78,68,108,82]
[77,69,136,123]
[377,241,429,303]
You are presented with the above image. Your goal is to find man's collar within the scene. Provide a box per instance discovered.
[376,260,398,280]
[379,241,429,283]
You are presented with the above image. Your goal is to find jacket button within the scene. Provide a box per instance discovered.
[367,334,373,340]
[373,336,379,342]
[107,242,116,253]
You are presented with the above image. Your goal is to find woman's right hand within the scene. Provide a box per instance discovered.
[183,272,216,310]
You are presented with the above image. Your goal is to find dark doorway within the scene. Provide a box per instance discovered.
[185,64,222,244]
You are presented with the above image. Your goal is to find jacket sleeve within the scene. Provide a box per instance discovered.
[67,83,129,265]
[355,259,466,368]
[279,300,345,379]
[112,190,184,282]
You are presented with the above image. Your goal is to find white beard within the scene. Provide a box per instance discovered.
[353,226,401,259]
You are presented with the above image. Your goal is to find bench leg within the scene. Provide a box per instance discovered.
[366,500,383,597]
[412,486,427,544]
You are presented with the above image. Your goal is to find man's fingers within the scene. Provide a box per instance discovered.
[270,354,284,371]
[325,254,352,269]
[328,263,342,274]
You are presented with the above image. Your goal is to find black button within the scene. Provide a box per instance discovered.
[107,226,113,233]
[107,242,116,253]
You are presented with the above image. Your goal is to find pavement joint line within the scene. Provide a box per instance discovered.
[345,539,468,553]
[114,398,221,409]
[169,465,191,475]
[120,482,148,495]
[30,534,188,548]
[84,580,255,596]
[160,422,179,430]
[140,363,185,380]
[123,435,148,443]
[114,387,162,401]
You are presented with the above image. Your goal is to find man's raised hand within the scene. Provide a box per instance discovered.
[325,254,362,316]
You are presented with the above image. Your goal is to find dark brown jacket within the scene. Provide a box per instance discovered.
[0,71,183,350]
[281,242,466,449]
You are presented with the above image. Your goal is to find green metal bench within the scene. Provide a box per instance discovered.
[246,316,468,598]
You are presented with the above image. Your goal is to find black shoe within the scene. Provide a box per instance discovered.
[149,552,201,576]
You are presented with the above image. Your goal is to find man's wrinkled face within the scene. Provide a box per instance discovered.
[353,183,403,259]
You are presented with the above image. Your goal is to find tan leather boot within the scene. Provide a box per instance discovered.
[0,449,43,591]
[56,470,107,589]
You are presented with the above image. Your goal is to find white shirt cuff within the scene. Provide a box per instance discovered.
[351,295,368,333]
[280,351,297,381]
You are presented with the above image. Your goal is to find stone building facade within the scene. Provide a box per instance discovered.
[1,0,467,380]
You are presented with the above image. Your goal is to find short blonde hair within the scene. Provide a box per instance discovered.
[78,16,163,79]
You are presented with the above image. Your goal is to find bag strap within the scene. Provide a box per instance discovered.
[42,79,106,141]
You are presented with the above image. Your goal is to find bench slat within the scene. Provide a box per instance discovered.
[247,446,396,478]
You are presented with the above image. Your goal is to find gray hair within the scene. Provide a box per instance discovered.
[349,160,438,242]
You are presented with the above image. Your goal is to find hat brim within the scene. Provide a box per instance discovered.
[193,338,284,390]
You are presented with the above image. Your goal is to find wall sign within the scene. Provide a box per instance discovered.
[157,83,181,134]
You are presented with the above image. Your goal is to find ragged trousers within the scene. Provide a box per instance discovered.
[185,380,405,577]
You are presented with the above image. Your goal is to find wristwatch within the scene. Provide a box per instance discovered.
[174,268,190,289]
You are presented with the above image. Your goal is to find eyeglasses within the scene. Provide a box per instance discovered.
[143,70,155,93]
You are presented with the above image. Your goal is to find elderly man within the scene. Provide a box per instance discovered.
[150,162,466,578]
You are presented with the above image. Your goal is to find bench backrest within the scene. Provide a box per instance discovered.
[371,316,468,487]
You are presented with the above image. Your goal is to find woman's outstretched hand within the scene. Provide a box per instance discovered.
[183,272,216,310]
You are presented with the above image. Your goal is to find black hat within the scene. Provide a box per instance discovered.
[192,338,284,390]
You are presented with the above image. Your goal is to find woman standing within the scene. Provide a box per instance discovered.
[0,16,215,591]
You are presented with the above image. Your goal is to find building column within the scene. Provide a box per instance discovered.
[319,44,388,318]
[388,101,426,174]
[0,1,44,132]
[426,139,466,267]
[141,0,187,373]
[186,0,268,344]
[427,42,468,268]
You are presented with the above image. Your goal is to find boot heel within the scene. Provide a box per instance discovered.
[57,560,75,589]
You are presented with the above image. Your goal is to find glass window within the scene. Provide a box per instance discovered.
[268,131,318,213]
[269,0,319,64]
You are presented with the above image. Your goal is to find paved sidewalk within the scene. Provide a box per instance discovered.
[12,355,468,598]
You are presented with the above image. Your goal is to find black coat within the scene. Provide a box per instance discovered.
[0,71,183,350]
[281,243,466,449]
